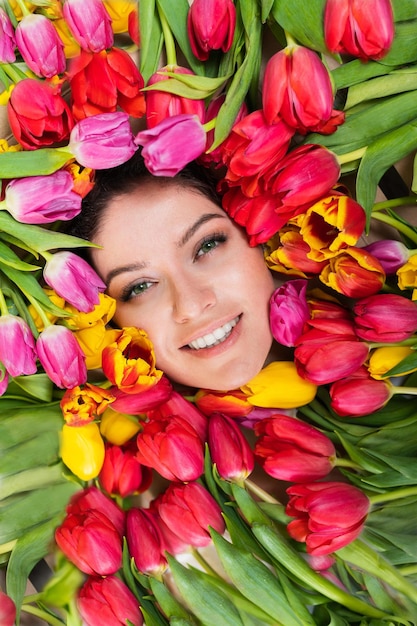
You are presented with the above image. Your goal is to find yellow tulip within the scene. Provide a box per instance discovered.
[368,346,417,379]
[74,325,120,370]
[99,407,142,446]
[61,423,105,481]
[28,288,66,331]
[103,0,136,33]
[65,293,116,330]
[397,254,417,290]
[241,361,317,409]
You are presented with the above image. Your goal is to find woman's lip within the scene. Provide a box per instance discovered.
[181,314,242,348]
[180,315,243,356]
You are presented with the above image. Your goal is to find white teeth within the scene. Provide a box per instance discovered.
[188,316,239,350]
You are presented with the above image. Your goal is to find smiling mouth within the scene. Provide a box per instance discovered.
[186,315,241,350]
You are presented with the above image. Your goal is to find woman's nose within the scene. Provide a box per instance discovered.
[171,275,216,323]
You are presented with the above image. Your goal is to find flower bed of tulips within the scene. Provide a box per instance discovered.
[1,1,417,625]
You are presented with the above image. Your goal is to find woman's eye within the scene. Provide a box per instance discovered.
[121,281,153,301]
[196,233,227,259]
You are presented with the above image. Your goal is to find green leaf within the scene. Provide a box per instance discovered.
[0,148,73,178]
[149,577,192,622]
[142,75,226,100]
[139,0,163,83]
[332,59,392,91]
[40,552,84,608]
[260,0,275,23]
[0,463,66,500]
[0,403,62,451]
[270,0,327,52]
[345,68,417,110]
[384,349,417,376]
[0,239,40,271]
[379,19,417,66]
[392,0,417,21]
[9,373,54,402]
[0,431,60,476]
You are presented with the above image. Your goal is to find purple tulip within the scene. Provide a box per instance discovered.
[362,239,410,274]
[4,171,82,224]
[68,112,137,169]
[0,8,16,63]
[135,113,207,176]
[0,315,37,377]
[43,251,106,313]
[36,325,87,389]
[63,0,114,53]
[270,279,310,347]
[15,13,65,78]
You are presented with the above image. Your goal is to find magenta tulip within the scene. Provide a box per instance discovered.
[330,367,392,417]
[208,413,254,481]
[0,8,16,63]
[4,171,82,224]
[15,13,65,78]
[353,293,417,342]
[36,325,87,389]
[324,0,394,61]
[68,112,137,169]
[270,279,310,347]
[254,415,336,482]
[63,0,114,52]
[286,481,371,555]
[155,482,225,548]
[135,113,207,176]
[78,576,142,626]
[0,315,37,377]
[187,0,236,61]
[362,240,410,274]
[126,507,167,575]
[0,590,16,626]
[43,251,106,313]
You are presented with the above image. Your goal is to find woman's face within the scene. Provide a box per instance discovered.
[91,182,275,391]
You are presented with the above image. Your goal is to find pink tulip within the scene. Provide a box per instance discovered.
[126,507,167,575]
[0,315,37,377]
[254,415,336,481]
[135,413,205,482]
[0,589,16,626]
[269,279,310,347]
[155,482,225,548]
[353,293,417,342]
[66,486,125,536]
[43,251,106,313]
[286,481,371,555]
[263,45,338,134]
[63,0,114,52]
[99,443,152,498]
[15,13,65,78]
[36,325,87,389]
[78,576,143,626]
[208,413,254,481]
[330,366,392,417]
[4,171,82,224]
[135,113,207,176]
[187,0,236,61]
[324,0,394,61]
[362,240,410,275]
[68,112,137,169]
[0,8,16,63]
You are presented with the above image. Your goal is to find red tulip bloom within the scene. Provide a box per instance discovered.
[0,590,16,626]
[324,0,394,61]
[66,486,125,535]
[200,94,248,166]
[266,229,327,278]
[15,13,65,78]
[68,48,145,121]
[286,481,371,555]
[255,415,336,482]
[126,507,167,575]
[78,576,143,626]
[155,482,225,548]
[187,0,236,61]
[99,443,152,498]
[110,375,173,414]
[270,279,310,347]
[148,390,208,441]
[63,0,114,53]
[195,387,253,418]
[320,247,386,298]
[263,45,342,134]
[208,413,254,481]
[330,366,392,417]
[8,78,74,149]
[353,293,417,342]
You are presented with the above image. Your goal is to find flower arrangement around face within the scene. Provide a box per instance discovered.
[1,0,417,625]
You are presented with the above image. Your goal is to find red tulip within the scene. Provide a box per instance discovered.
[254,415,335,481]
[353,293,417,342]
[99,443,152,497]
[330,366,392,417]
[78,576,143,626]
[110,375,173,414]
[15,13,65,78]
[324,0,394,61]
[0,8,16,63]
[262,45,341,134]
[155,482,225,548]
[208,413,254,481]
[0,590,16,626]
[187,0,236,61]
[199,94,248,166]
[145,65,205,129]
[286,481,371,555]
[0,315,37,377]
[195,387,253,418]
[320,247,386,298]
[8,78,74,149]
[270,279,310,347]
[126,507,167,575]
[148,390,208,440]
[36,325,87,389]
[66,486,125,535]
[266,229,327,277]
[63,0,114,53]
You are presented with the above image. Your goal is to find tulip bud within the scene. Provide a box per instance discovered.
[155,482,225,548]
[99,407,142,445]
[255,415,336,481]
[78,575,143,626]
[329,366,392,417]
[15,13,66,78]
[99,443,152,497]
[195,387,253,418]
[135,113,207,176]
[4,171,82,224]
[148,390,207,440]
[68,112,137,169]
[61,422,105,480]
[0,8,16,63]
[208,413,254,481]
[368,346,417,380]
[286,481,371,555]
[63,0,114,52]
[353,293,417,342]
[0,314,37,377]
[362,240,410,274]
[270,279,310,347]
[43,251,106,313]
[126,507,167,575]
[36,325,87,389]
[0,589,16,626]
[67,485,125,535]
[187,0,236,61]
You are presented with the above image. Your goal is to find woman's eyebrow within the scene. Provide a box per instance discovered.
[177,213,227,248]
[106,261,148,287]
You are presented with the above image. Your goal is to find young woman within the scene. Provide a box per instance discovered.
[69,150,284,392]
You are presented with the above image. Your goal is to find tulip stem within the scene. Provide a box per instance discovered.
[334,457,362,470]
[337,147,367,166]
[245,478,283,505]
[156,0,177,66]
[372,196,417,212]
[22,291,51,331]
[368,338,417,348]
[20,604,65,626]
[13,0,31,17]
[191,548,220,577]
[371,211,417,245]
[0,287,9,316]
[391,386,417,396]
[369,485,417,505]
